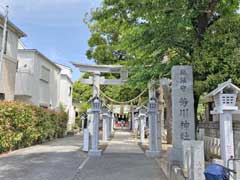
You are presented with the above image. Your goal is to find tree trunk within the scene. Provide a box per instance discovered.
[162,82,172,144]
[156,86,165,143]
[194,92,200,138]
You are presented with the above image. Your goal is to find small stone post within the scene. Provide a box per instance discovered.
[139,107,147,144]
[89,97,102,156]
[146,97,160,157]
[107,111,111,139]
[102,107,109,142]
[182,141,205,180]
[87,109,94,136]
[81,115,85,131]
[134,113,139,138]
[82,112,89,152]
[111,112,114,134]
[156,109,162,150]
[82,109,93,152]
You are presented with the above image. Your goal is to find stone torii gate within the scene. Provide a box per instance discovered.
[72,62,128,156]
[72,63,128,97]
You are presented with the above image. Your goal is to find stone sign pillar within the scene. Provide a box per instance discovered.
[89,97,102,156]
[146,97,160,157]
[170,66,195,162]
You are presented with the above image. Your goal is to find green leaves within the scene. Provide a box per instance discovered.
[0,102,68,153]
[83,0,240,105]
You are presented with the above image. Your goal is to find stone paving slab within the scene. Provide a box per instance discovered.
[0,135,86,180]
[74,130,168,180]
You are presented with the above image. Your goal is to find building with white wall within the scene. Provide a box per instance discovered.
[15,50,76,130]
[0,16,26,101]
[15,49,61,109]
[57,63,75,131]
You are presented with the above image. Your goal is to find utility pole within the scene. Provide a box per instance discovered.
[0,5,8,80]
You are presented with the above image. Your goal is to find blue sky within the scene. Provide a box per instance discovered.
[1,0,102,81]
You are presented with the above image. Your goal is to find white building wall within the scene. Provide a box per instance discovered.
[0,27,23,100]
[6,30,19,58]
[15,50,60,109]
[34,52,60,108]
[15,51,76,131]
[57,64,75,131]
[57,64,72,79]
[59,76,72,108]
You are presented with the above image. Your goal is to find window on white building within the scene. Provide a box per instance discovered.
[0,93,5,100]
[40,66,50,82]
[0,27,8,55]
[69,86,72,96]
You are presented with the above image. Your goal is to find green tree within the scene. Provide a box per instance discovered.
[73,79,92,113]
[85,0,240,120]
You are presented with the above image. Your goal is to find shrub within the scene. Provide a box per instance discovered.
[0,101,68,153]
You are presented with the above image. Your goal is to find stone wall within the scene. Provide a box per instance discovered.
[198,121,240,156]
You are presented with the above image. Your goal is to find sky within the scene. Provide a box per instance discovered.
[0,0,102,81]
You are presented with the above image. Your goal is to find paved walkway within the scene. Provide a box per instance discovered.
[0,135,86,180]
[74,130,167,180]
[0,131,167,180]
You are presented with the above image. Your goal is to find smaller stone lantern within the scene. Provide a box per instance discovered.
[146,97,160,157]
[206,79,240,114]
[88,96,102,156]
[206,79,240,167]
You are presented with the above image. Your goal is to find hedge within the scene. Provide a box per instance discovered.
[0,101,68,153]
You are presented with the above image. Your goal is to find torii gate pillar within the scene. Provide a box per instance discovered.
[72,62,128,156]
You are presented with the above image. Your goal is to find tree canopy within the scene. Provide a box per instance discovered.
[85,0,240,96]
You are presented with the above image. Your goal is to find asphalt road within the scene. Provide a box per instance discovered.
[0,135,86,180]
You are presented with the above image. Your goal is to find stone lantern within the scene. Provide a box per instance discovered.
[206,79,240,167]
[146,97,160,157]
[88,96,102,156]
[207,79,239,114]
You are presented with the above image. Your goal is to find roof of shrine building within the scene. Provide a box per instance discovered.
[205,79,240,100]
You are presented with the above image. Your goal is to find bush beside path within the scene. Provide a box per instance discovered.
[0,101,68,153]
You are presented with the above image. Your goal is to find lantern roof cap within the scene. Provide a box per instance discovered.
[206,79,240,98]
[135,105,148,111]
[88,96,101,104]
